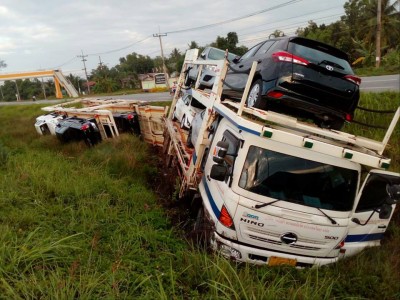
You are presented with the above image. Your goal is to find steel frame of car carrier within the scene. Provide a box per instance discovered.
[41,99,168,145]
[164,49,399,198]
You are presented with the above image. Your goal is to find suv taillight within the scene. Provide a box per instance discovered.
[81,124,90,131]
[127,114,133,120]
[272,51,309,66]
[344,75,361,86]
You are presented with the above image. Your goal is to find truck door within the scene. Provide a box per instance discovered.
[204,129,241,238]
[344,170,400,257]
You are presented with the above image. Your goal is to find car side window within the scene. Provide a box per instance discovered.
[184,95,191,105]
[255,41,276,56]
[240,42,263,61]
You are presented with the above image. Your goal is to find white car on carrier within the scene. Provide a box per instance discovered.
[35,112,65,135]
[172,93,205,129]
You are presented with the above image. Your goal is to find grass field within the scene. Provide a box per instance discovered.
[0,92,399,299]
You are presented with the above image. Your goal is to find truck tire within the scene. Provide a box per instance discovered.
[190,203,211,249]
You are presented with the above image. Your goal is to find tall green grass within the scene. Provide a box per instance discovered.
[0,95,399,299]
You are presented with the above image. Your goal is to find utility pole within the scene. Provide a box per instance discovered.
[14,81,20,101]
[376,0,382,68]
[41,77,47,100]
[77,50,90,94]
[153,31,170,89]
[98,56,104,70]
[0,84,4,101]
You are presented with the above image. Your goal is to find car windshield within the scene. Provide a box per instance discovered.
[207,48,236,61]
[238,146,358,211]
[289,41,353,74]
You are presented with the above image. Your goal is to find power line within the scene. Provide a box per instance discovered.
[53,57,78,69]
[86,35,152,56]
[165,0,302,34]
[235,6,343,35]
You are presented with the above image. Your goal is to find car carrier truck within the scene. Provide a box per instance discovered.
[163,49,400,267]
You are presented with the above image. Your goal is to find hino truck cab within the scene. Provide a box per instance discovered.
[200,117,400,266]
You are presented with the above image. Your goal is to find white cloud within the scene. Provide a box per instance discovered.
[0,0,348,74]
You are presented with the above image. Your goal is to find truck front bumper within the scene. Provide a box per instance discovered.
[211,231,338,267]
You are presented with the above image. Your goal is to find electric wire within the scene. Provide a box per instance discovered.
[165,0,303,34]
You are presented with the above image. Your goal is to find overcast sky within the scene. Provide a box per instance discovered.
[0,0,348,77]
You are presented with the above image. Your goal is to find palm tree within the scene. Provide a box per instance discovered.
[358,0,399,51]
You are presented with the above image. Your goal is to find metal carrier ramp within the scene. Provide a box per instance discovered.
[220,100,399,156]
[42,99,168,145]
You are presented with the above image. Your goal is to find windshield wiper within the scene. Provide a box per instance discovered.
[316,207,337,225]
[254,200,280,209]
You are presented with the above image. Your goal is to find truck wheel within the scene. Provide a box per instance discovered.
[192,205,209,248]
[247,79,266,109]
[192,205,208,248]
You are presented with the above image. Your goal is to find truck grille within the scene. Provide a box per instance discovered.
[242,225,325,251]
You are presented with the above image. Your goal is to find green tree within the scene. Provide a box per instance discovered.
[119,52,154,74]
[167,48,184,73]
[210,32,248,55]
[0,60,6,70]
[91,65,120,93]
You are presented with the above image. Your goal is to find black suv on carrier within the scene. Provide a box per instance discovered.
[222,36,361,129]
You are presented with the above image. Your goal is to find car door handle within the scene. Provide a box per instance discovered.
[257,60,262,63]
[378,225,387,229]
[238,65,243,68]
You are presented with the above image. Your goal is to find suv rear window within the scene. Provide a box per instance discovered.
[288,40,353,74]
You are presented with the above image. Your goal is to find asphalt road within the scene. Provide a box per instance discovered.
[360,74,399,92]
[0,75,398,107]
[0,92,172,106]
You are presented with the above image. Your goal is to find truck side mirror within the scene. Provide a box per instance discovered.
[213,141,229,164]
[386,184,400,205]
[210,164,228,181]
[379,203,393,219]
[232,56,240,64]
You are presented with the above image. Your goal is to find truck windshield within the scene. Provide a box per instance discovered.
[238,146,358,211]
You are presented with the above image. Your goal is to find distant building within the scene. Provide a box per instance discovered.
[139,73,179,92]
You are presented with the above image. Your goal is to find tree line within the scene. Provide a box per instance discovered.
[0,0,398,101]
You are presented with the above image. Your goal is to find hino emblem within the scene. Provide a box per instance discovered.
[326,65,334,71]
[280,232,298,245]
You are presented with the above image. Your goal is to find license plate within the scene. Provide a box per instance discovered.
[268,256,297,266]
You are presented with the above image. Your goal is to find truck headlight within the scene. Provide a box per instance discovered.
[219,244,242,260]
